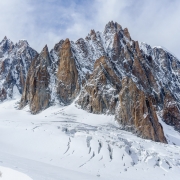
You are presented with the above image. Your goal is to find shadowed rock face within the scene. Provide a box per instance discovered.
[0,38,38,101]
[56,39,79,104]
[19,46,51,114]
[0,88,7,100]
[163,92,180,132]
[116,78,167,143]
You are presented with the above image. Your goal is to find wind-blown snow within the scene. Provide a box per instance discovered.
[0,97,180,180]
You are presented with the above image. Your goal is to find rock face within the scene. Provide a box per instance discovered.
[1,21,180,143]
[116,78,166,143]
[75,21,180,142]
[0,37,38,101]
[19,46,51,114]
[140,43,180,132]
[77,56,121,114]
[56,39,79,104]
[19,38,80,112]
[163,92,180,132]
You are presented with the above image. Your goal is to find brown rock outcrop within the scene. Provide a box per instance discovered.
[19,45,51,114]
[116,77,167,143]
[132,56,151,92]
[123,28,131,41]
[77,56,121,114]
[56,38,79,104]
[112,32,120,61]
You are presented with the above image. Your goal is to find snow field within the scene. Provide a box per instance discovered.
[0,99,180,179]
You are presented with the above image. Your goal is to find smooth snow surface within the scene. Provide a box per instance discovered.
[0,166,32,180]
[0,98,180,180]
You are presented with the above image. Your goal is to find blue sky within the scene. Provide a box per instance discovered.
[0,0,180,58]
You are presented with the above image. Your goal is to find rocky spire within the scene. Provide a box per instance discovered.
[104,21,122,34]
[56,38,79,104]
[0,36,14,53]
[3,36,7,40]
[19,45,51,114]
[53,39,64,54]
[123,28,131,41]
[17,40,29,48]
[39,44,51,66]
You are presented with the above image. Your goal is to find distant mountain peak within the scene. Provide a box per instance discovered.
[104,21,122,34]
[16,40,29,49]
[42,44,49,52]
[3,36,7,40]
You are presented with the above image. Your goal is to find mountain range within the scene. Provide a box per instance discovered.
[1,21,180,143]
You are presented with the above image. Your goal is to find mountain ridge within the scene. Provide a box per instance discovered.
[0,21,180,143]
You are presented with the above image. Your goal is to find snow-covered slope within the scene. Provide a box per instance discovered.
[0,166,32,180]
[0,97,180,180]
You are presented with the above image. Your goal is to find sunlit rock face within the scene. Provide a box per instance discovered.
[56,38,80,104]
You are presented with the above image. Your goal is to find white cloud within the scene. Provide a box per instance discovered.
[0,0,179,58]
[91,0,180,58]
[0,0,65,52]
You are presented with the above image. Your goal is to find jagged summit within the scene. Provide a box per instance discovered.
[104,21,122,34]
[0,38,38,100]
[64,38,70,42]
[42,44,48,51]
[3,36,7,40]
[0,36,14,54]
[0,21,180,143]
[40,44,50,58]
[17,39,29,48]
[0,36,13,44]
[39,44,51,67]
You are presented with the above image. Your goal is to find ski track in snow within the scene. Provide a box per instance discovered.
[0,99,180,180]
